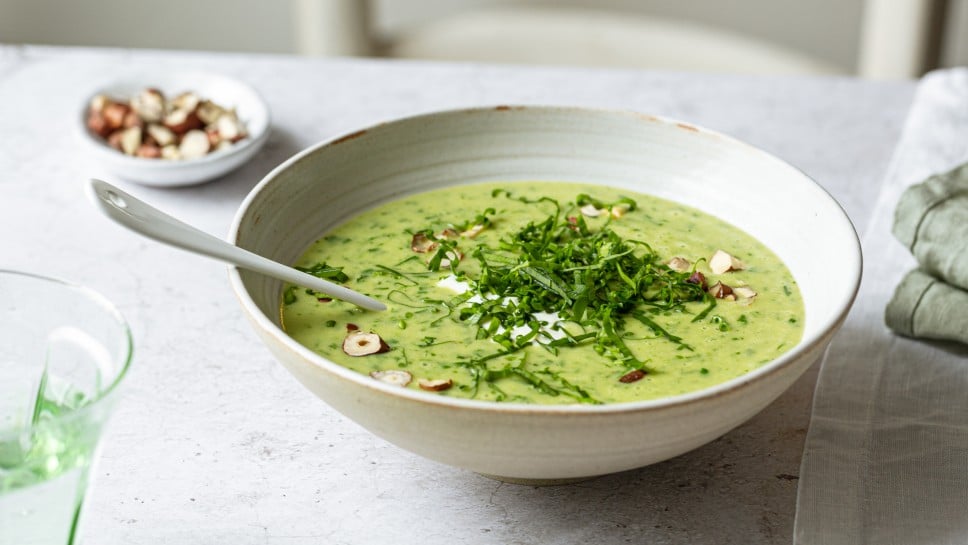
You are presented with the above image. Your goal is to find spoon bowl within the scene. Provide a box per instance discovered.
[87,179,385,311]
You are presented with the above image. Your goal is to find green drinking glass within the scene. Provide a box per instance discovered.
[0,270,133,545]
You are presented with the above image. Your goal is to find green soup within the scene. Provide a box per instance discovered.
[281,182,804,405]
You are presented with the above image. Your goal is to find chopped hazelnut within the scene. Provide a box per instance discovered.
[130,88,165,123]
[342,330,390,356]
[460,224,486,238]
[435,228,459,240]
[610,204,630,218]
[418,378,453,391]
[619,369,646,383]
[118,126,142,156]
[178,129,211,159]
[686,270,707,290]
[709,250,745,274]
[708,281,733,299]
[411,232,438,253]
[369,370,412,387]
[667,256,691,272]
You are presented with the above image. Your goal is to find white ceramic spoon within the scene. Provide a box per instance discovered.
[88,178,386,311]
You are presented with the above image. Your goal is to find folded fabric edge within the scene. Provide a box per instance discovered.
[892,162,968,251]
[884,268,935,337]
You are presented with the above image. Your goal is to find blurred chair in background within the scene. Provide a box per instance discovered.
[292,0,949,79]
[0,0,954,79]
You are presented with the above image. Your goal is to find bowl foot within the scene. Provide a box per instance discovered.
[477,473,597,486]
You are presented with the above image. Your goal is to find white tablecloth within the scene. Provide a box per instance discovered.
[796,69,968,544]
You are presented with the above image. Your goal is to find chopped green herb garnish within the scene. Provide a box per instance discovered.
[416,192,708,395]
[296,262,350,283]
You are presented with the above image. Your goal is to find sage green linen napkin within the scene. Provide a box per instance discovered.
[886,162,968,344]
[885,269,968,344]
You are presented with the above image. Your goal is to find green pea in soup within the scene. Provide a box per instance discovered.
[281,182,804,405]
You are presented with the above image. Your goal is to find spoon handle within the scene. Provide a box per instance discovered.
[88,179,386,311]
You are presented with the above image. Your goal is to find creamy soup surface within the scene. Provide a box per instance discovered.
[281,182,804,405]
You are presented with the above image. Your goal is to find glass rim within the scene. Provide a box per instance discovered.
[0,269,134,435]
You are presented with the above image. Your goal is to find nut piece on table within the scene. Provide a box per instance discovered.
[418,378,453,391]
[709,250,745,274]
[343,331,391,357]
[370,370,412,387]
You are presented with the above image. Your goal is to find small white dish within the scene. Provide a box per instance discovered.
[79,71,270,187]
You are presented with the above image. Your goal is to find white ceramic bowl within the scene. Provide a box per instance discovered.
[229,106,860,483]
[79,72,270,187]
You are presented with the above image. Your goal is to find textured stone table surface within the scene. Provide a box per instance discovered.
[0,45,914,544]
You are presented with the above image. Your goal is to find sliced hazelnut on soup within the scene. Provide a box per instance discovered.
[418,378,453,391]
[460,224,486,238]
[610,204,630,218]
[709,250,745,274]
[686,270,707,290]
[435,228,459,240]
[732,286,757,299]
[342,331,390,356]
[708,281,733,299]
[370,370,412,387]
[438,249,463,268]
[667,256,691,272]
[619,369,646,383]
[580,204,603,217]
[732,286,757,305]
[411,232,438,253]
